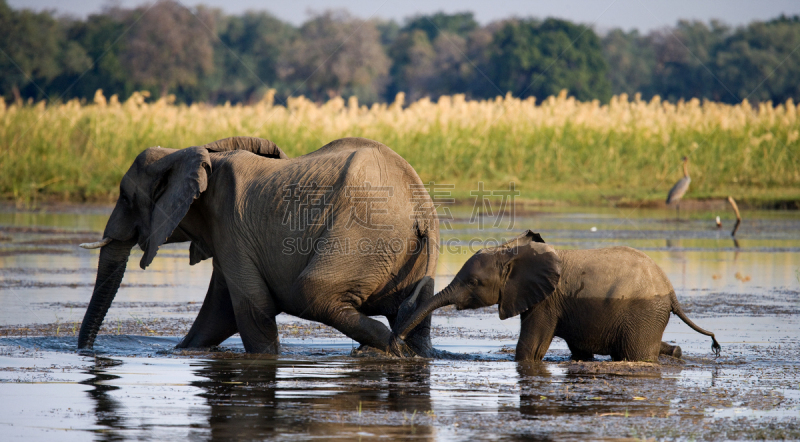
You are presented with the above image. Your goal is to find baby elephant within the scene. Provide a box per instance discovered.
[392,230,721,362]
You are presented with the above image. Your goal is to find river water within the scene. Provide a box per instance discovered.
[1,204,799,440]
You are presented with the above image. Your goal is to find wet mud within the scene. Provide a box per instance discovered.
[1,205,799,440]
[679,289,800,316]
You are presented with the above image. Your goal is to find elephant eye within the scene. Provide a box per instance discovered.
[468,277,479,287]
[120,192,137,210]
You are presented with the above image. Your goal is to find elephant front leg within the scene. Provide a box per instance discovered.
[232,295,280,354]
[177,265,238,349]
[515,307,557,362]
[224,270,281,354]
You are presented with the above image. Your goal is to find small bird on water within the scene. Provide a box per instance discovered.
[666,156,691,219]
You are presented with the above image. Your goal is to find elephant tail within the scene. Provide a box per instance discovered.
[423,231,435,277]
[402,231,435,307]
[669,291,721,357]
[411,216,437,278]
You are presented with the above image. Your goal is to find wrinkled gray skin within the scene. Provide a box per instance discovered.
[393,230,720,362]
[78,136,438,355]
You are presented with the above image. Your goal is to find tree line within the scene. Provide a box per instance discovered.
[2,0,799,106]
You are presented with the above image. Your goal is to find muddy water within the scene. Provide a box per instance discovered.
[1,204,799,440]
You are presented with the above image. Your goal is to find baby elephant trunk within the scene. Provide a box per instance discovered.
[395,283,459,340]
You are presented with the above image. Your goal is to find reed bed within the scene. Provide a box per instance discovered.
[2,89,798,205]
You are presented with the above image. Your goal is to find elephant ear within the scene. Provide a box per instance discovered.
[498,242,561,320]
[499,230,547,249]
[141,146,211,269]
[189,241,212,265]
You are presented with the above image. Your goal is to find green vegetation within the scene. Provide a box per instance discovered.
[490,18,611,102]
[2,91,798,206]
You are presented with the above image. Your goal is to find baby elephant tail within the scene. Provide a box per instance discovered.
[670,291,721,357]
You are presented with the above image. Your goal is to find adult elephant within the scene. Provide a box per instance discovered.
[78,136,438,355]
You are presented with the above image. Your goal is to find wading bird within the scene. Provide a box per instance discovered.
[666,156,691,219]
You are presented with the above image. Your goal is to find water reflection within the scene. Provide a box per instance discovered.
[187,358,434,440]
[80,357,126,441]
[516,361,674,418]
[190,358,280,439]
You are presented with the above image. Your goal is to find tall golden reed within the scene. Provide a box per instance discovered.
[1,89,798,205]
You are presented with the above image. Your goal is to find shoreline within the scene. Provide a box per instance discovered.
[2,195,798,215]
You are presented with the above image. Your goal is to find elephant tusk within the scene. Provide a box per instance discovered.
[80,237,113,249]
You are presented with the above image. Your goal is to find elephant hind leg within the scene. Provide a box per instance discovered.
[319,302,394,352]
[177,266,238,349]
[612,341,662,362]
[292,271,394,353]
[612,302,669,362]
[660,341,682,358]
[515,307,557,362]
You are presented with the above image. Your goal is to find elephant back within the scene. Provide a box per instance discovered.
[561,247,673,301]
[201,137,288,159]
[297,137,436,225]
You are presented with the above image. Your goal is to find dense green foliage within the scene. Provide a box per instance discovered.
[203,11,295,103]
[0,2,82,101]
[5,1,798,105]
[603,16,800,104]
[490,18,611,101]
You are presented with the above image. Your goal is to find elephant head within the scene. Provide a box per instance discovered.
[394,231,561,341]
[77,137,285,350]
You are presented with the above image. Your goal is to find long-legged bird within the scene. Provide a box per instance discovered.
[666,156,691,219]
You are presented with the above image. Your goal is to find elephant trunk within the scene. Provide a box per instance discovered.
[396,282,460,340]
[77,240,135,349]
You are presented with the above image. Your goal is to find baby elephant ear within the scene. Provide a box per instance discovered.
[527,230,546,243]
[498,242,561,320]
[498,230,547,249]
